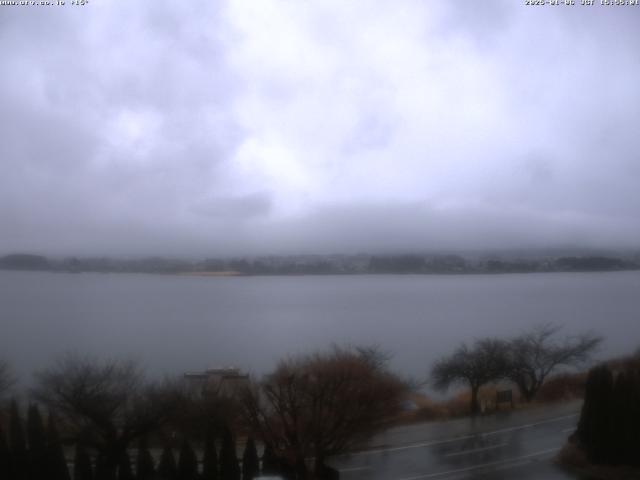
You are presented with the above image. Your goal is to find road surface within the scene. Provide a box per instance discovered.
[329,401,589,480]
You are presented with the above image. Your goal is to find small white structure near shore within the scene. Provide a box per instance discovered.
[184,366,249,396]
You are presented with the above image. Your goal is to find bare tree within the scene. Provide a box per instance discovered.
[33,354,179,480]
[355,344,393,370]
[162,375,240,441]
[0,360,15,398]
[240,346,407,479]
[431,338,510,415]
[507,324,602,402]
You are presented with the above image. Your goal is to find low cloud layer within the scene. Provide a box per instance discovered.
[1,1,639,256]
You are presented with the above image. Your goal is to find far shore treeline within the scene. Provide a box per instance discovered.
[1,250,638,276]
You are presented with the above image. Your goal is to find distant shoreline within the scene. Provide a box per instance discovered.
[2,267,640,278]
[1,252,638,277]
[177,271,243,277]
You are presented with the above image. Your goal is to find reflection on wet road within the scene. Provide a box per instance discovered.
[330,402,585,480]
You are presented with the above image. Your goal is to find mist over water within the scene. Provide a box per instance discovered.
[3,269,639,385]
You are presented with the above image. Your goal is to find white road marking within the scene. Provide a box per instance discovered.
[443,442,507,457]
[395,447,560,480]
[561,427,575,433]
[341,413,577,458]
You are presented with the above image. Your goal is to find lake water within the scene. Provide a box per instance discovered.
[1,270,639,385]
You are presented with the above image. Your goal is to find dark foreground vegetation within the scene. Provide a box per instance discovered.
[1,251,638,276]
[0,346,405,480]
[559,352,640,479]
[0,326,606,479]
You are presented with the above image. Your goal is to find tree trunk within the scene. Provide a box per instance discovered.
[470,385,480,416]
[294,453,308,480]
[314,455,340,480]
[314,455,324,476]
[519,379,540,402]
[96,440,126,480]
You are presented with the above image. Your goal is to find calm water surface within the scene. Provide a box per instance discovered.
[1,270,639,383]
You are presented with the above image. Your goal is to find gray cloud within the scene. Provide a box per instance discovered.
[1,1,639,256]
[191,192,272,219]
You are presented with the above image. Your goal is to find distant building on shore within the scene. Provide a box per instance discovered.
[184,366,249,397]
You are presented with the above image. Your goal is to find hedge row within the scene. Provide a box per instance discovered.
[0,402,297,480]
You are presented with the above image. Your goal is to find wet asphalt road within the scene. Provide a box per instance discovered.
[329,402,589,480]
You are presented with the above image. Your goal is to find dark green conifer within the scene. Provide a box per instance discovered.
[577,365,614,464]
[219,426,240,480]
[630,370,640,466]
[610,372,633,465]
[27,404,48,479]
[0,424,12,480]
[592,366,614,464]
[94,454,112,480]
[177,439,198,480]
[241,438,259,480]
[157,446,178,480]
[135,437,155,480]
[117,451,134,480]
[10,400,28,480]
[201,427,218,480]
[577,368,595,445]
[46,413,71,480]
[279,459,295,480]
[260,444,278,477]
[73,444,94,480]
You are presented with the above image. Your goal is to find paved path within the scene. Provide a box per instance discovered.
[329,401,589,480]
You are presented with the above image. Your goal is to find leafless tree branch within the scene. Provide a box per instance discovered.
[240,345,407,478]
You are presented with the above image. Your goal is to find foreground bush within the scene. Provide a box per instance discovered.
[241,345,406,478]
[575,362,640,466]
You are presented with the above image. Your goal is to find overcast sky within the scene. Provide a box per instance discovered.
[1,1,639,256]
